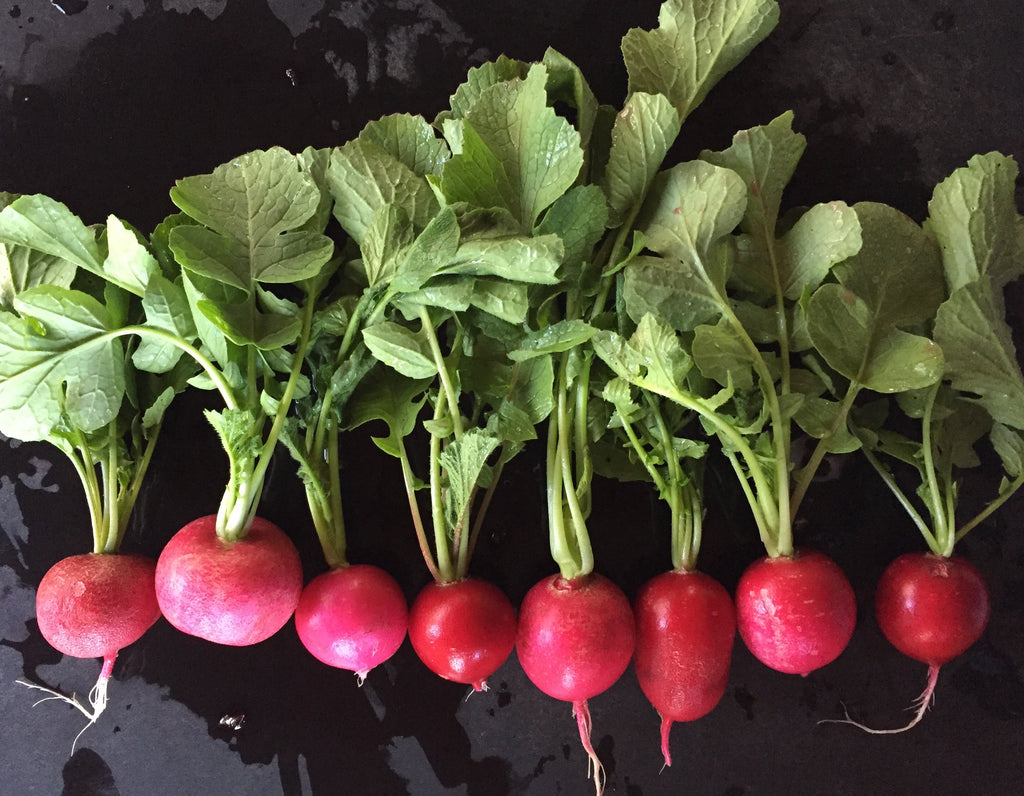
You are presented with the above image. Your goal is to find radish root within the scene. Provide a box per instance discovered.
[573,699,605,796]
[820,663,940,734]
[17,653,117,752]
[659,714,673,769]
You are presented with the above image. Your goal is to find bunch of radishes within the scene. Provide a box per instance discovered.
[1,0,1022,791]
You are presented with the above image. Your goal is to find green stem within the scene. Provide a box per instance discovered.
[956,472,1024,543]
[100,423,119,554]
[547,389,577,578]
[920,383,948,550]
[396,435,441,582]
[557,377,593,578]
[858,440,941,554]
[420,306,463,440]
[460,449,509,580]
[428,394,454,582]
[64,437,104,555]
[789,381,862,520]
[115,422,162,550]
[722,445,775,555]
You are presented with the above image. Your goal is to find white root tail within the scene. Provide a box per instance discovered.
[572,699,605,796]
[819,663,941,734]
[17,653,117,752]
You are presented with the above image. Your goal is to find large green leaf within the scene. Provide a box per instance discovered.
[0,194,104,277]
[0,285,125,440]
[438,64,583,228]
[362,320,438,379]
[621,0,779,120]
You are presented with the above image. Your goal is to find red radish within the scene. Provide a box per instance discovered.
[295,564,408,682]
[516,573,635,795]
[633,569,735,767]
[408,578,516,691]
[837,552,990,733]
[22,552,161,740]
[735,548,856,676]
[155,515,302,646]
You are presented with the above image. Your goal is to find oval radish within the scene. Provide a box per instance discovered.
[35,552,161,660]
[408,578,516,691]
[835,552,990,733]
[634,569,735,766]
[735,548,856,676]
[155,515,302,646]
[295,564,408,682]
[516,573,635,795]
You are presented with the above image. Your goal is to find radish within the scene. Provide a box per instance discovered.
[155,515,303,646]
[516,573,635,793]
[735,548,856,676]
[634,569,735,766]
[22,552,161,740]
[832,552,990,733]
[294,564,407,682]
[408,578,516,691]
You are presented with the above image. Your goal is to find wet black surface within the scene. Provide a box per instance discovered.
[2,1,1024,794]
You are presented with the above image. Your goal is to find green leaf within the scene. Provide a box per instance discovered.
[328,138,440,246]
[441,55,531,122]
[793,397,862,453]
[0,285,125,440]
[773,202,861,299]
[132,274,198,373]
[103,215,160,294]
[362,204,416,288]
[362,321,438,379]
[392,207,461,292]
[0,194,104,277]
[602,92,681,227]
[439,428,501,531]
[926,152,1024,292]
[592,313,692,397]
[535,185,608,272]
[623,254,723,331]
[359,113,450,177]
[438,64,583,228]
[467,278,529,323]
[991,423,1024,479]
[934,279,1024,429]
[807,285,944,393]
[345,368,431,457]
[692,319,755,389]
[0,244,76,310]
[170,148,333,290]
[621,0,779,120]
[510,319,596,361]
[445,233,563,285]
[639,159,748,263]
[541,48,600,173]
[701,111,806,245]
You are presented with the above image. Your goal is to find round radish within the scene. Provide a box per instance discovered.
[155,515,302,646]
[35,552,161,660]
[516,573,635,795]
[735,548,856,676]
[835,552,990,733]
[295,564,408,682]
[408,578,516,691]
[633,569,735,766]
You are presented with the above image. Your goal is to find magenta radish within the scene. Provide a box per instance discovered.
[833,552,990,733]
[294,564,407,681]
[408,578,516,690]
[634,569,735,766]
[735,548,856,676]
[516,573,635,793]
[155,515,303,646]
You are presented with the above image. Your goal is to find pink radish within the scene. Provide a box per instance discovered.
[294,564,408,682]
[21,552,160,741]
[836,552,990,733]
[516,573,635,795]
[155,515,302,646]
[735,548,856,676]
[408,578,516,691]
[633,569,735,766]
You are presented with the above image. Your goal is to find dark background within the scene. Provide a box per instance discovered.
[2,1,1023,794]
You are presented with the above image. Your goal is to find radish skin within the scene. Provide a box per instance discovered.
[516,573,635,796]
[633,569,735,766]
[735,548,856,676]
[408,578,517,691]
[155,515,302,646]
[295,564,408,682]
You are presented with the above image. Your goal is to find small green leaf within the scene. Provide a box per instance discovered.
[622,0,779,120]
[103,215,160,294]
[0,244,76,310]
[623,254,722,331]
[439,428,501,531]
[991,423,1024,479]
[445,233,563,285]
[774,202,862,299]
[510,319,596,361]
[692,319,755,389]
[345,368,431,458]
[441,56,531,122]
[793,397,862,453]
[0,194,104,277]
[362,321,438,379]
[132,274,198,373]
[536,185,608,272]
[359,113,450,177]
